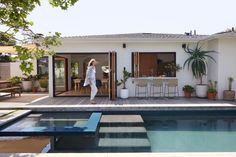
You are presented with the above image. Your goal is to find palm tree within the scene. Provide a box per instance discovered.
[183,42,216,84]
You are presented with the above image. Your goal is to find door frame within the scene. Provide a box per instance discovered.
[52,52,114,97]
[53,55,68,97]
[109,51,117,100]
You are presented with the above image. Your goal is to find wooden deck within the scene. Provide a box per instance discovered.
[29,96,236,106]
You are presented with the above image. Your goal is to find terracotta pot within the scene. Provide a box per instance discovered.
[32,87,38,93]
[184,91,192,98]
[223,90,235,101]
[208,92,217,100]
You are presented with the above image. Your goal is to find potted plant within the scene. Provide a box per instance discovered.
[183,43,216,98]
[164,62,182,77]
[223,77,235,101]
[39,78,48,92]
[22,75,33,92]
[182,85,194,98]
[117,67,132,99]
[32,74,40,93]
[9,76,22,87]
[207,80,217,100]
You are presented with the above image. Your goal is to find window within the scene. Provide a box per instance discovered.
[132,52,176,77]
[37,56,48,76]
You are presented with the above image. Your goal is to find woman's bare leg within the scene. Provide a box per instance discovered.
[90,81,98,104]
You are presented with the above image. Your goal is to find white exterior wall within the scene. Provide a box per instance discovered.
[207,38,236,99]
[207,39,219,82]
[10,61,37,77]
[0,61,37,80]
[52,40,199,97]
[217,38,236,99]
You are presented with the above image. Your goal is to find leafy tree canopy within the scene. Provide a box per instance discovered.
[0,0,79,76]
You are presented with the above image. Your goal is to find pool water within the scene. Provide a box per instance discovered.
[1,111,236,152]
[144,115,236,152]
[2,112,89,132]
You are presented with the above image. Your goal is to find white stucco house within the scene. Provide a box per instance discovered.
[46,30,236,100]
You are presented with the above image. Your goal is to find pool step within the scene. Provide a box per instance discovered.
[100,115,144,127]
[98,115,151,152]
[100,115,144,123]
[100,126,146,133]
[99,126,148,138]
[98,138,150,152]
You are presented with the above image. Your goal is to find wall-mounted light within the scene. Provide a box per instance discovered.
[123,43,126,48]
[182,44,186,49]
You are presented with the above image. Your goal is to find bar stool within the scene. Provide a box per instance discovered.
[164,79,179,97]
[150,79,164,97]
[135,79,148,97]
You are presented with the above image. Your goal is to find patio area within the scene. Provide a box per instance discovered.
[27,96,236,106]
[0,96,235,112]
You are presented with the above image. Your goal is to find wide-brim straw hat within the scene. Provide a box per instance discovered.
[88,58,98,66]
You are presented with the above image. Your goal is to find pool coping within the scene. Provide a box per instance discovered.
[0,110,31,128]
[0,103,236,112]
[1,152,236,157]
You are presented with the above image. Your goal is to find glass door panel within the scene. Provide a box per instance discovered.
[54,56,67,95]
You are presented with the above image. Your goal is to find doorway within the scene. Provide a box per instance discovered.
[53,52,117,100]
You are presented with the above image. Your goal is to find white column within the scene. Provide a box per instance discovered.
[48,55,54,97]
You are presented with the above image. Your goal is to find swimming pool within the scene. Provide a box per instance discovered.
[0,110,236,152]
[0,112,102,136]
[144,112,236,152]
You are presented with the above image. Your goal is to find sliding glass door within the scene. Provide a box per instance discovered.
[54,56,68,95]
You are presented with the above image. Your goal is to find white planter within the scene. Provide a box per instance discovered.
[120,89,129,99]
[196,84,208,98]
[40,87,47,92]
[22,81,32,92]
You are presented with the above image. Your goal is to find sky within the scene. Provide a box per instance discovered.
[28,0,236,37]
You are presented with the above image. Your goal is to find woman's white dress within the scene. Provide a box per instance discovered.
[84,66,98,100]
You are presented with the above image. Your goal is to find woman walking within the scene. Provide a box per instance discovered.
[84,59,98,104]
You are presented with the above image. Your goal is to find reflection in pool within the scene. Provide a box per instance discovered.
[3,112,89,132]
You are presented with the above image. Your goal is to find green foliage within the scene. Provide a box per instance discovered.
[182,85,194,93]
[9,76,22,86]
[39,79,48,89]
[208,80,217,93]
[0,55,14,62]
[14,32,61,76]
[183,43,216,84]
[164,62,182,72]
[22,75,33,81]
[0,32,16,46]
[0,0,77,77]
[117,67,132,89]
[49,0,79,10]
[0,0,79,33]
[71,62,79,77]
[228,77,234,91]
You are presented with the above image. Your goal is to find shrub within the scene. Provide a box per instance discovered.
[182,85,194,93]
[208,80,217,93]
[39,79,48,89]
[9,76,22,86]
